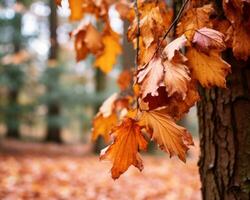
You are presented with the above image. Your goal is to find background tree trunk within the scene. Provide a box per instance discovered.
[46,0,61,143]
[198,50,250,199]
[6,12,22,139]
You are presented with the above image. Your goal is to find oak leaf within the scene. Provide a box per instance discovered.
[139,110,193,162]
[186,48,231,88]
[100,118,147,179]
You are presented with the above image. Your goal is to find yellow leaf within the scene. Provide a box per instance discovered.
[139,110,193,162]
[100,118,147,179]
[69,0,83,21]
[186,48,231,88]
[94,30,122,74]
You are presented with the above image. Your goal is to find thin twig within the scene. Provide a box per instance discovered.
[153,0,190,56]
[134,0,140,68]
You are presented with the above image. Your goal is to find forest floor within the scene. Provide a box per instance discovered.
[0,139,201,200]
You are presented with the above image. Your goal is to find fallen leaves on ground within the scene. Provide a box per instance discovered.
[0,141,201,200]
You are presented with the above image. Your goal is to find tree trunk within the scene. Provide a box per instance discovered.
[198,51,250,199]
[6,12,22,139]
[45,0,62,143]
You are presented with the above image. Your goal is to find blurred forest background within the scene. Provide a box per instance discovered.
[0,0,200,199]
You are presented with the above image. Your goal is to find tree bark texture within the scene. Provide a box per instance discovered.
[198,52,250,200]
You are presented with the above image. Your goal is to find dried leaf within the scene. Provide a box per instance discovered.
[117,70,132,91]
[137,57,164,99]
[92,113,118,143]
[139,110,193,162]
[100,118,147,179]
[177,4,214,40]
[186,48,231,88]
[94,28,122,73]
[193,28,226,53]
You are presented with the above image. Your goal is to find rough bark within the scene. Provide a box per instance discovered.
[46,0,62,143]
[198,51,250,200]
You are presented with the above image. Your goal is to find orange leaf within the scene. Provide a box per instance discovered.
[100,118,147,179]
[69,0,83,21]
[92,113,118,144]
[99,93,118,118]
[72,23,103,61]
[94,28,122,73]
[139,110,193,162]
[186,48,231,88]
[55,0,62,6]
[177,4,214,40]
[117,70,132,91]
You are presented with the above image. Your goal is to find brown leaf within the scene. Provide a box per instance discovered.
[137,57,164,99]
[139,110,193,162]
[177,4,214,40]
[117,70,132,91]
[186,48,231,88]
[192,27,226,53]
[100,118,147,179]
[163,60,191,100]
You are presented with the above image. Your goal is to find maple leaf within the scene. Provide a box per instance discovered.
[177,4,214,40]
[94,28,122,74]
[139,110,193,162]
[186,47,230,88]
[192,27,226,53]
[223,0,250,60]
[100,118,148,179]
[162,35,190,99]
[72,23,103,61]
[92,113,118,144]
[137,57,164,99]
[140,82,200,120]
[163,60,190,100]
[99,93,118,118]
[117,70,132,91]
[69,0,83,21]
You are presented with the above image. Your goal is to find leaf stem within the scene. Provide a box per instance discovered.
[134,0,140,68]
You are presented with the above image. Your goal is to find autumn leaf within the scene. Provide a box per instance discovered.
[99,93,118,118]
[177,4,214,40]
[100,118,148,179]
[186,48,231,88]
[139,110,193,162]
[140,82,199,120]
[92,113,118,144]
[117,70,132,91]
[223,0,250,60]
[192,27,226,53]
[163,60,190,100]
[94,28,122,74]
[69,0,83,21]
[137,57,164,99]
[72,23,103,61]
[162,35,190,99]
[55,0,62,6]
